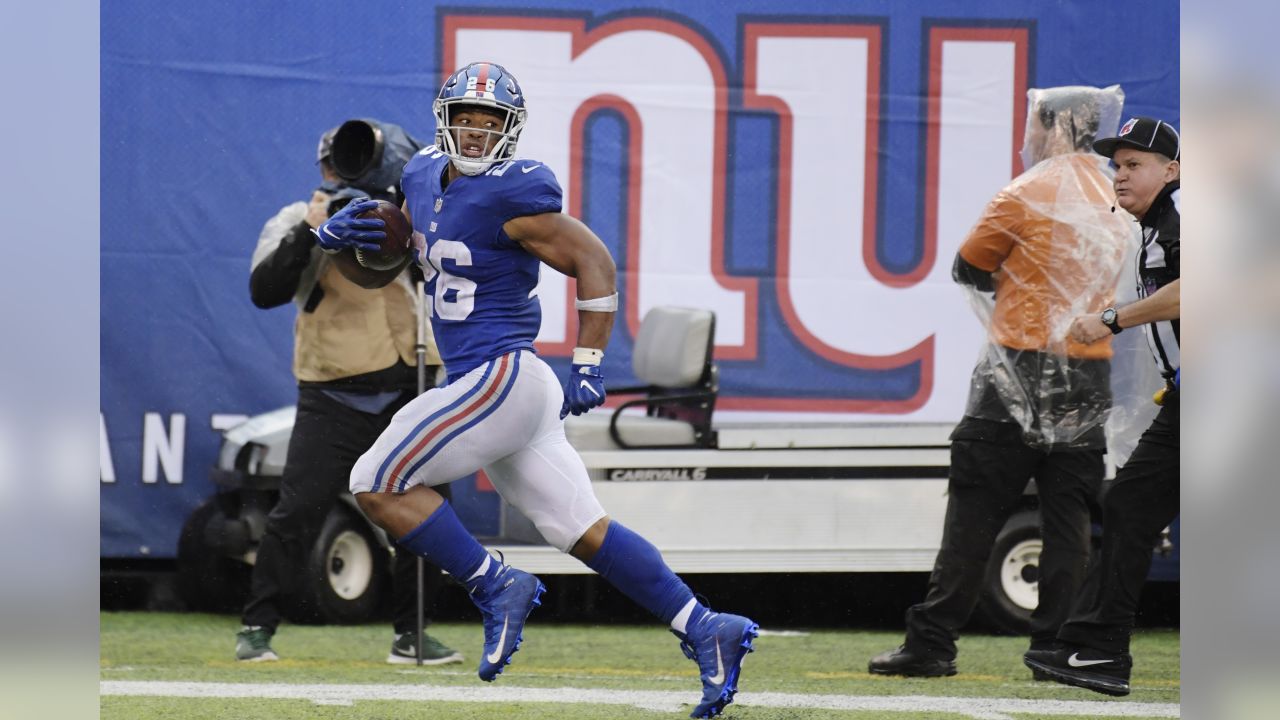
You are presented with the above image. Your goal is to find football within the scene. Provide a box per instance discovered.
[329,199,413,289]
[353,200,413,271]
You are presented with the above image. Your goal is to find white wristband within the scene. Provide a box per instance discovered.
[572,347,604,366]
[574,292,618,312]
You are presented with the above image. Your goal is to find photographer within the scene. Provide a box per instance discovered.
[238,124,461,665]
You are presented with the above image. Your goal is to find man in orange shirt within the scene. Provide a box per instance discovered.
[871,86,1133,678]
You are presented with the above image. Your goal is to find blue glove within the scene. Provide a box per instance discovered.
[560,362,606,419]
[313,197,384,252]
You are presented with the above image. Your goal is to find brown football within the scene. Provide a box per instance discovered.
[330,200,413,289]
[353,200,413,270]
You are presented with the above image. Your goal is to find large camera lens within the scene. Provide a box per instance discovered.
[326,118,424,198]
[330,120,385,182]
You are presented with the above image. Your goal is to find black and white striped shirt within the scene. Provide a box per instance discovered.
[1135,181,1180,379]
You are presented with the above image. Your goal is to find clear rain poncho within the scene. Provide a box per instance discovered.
[957,85,1161,455]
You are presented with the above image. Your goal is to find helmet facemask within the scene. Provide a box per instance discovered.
[433,97,527,176]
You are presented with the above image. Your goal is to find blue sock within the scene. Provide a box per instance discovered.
[397,500,492,589]
[585,521,707,629]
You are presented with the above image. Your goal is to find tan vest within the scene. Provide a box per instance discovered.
[293,260,439,382]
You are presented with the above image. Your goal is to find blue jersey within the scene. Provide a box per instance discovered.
[401,146,563,380]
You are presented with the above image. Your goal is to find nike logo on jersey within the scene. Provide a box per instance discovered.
[707,638,726,685]
[521,164,542,174]
[486,615,510,663]
[1067,653,1114,667]
[580,380,601,398]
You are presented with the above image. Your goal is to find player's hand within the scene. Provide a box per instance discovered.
[305,190,332,229]
[1069,314,1110,344]
[313,197,384,253]
[560,360,606,419]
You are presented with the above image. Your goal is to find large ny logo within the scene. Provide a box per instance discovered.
[444,15,1030,417]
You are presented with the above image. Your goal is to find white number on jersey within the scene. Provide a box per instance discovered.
[420,239,477,321]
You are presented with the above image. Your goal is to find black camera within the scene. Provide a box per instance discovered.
[329,119,426,200]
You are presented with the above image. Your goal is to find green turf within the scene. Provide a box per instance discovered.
[103,696,1081,720]
[100,612,1179,719]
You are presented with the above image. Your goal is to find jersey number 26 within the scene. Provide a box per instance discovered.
[420,239,476,321]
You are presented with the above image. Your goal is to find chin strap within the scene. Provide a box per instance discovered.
[451,157,492,176]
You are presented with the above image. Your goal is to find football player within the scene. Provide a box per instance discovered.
[315,62,757,719]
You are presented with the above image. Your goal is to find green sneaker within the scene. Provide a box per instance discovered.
[235,625,279,662]
[387,631,464,665]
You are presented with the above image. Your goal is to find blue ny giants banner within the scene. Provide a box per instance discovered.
[454,16,1032,416]
[101,0,1179,557]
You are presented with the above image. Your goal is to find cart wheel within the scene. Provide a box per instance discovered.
[288,508,386,624]
[975,510,1040,635]
[175,497,251,612]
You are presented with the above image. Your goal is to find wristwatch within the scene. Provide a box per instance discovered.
[1100,307,1123,334]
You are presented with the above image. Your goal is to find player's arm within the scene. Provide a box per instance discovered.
[505,212,617,418]
[1070,279,1180,343]
[505,212,617,350]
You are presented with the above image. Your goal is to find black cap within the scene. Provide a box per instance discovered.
[315,127,338,164]
[1092,116,1180,161]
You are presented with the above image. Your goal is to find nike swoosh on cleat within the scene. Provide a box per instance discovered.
[522,164,542,173]
[706,638,726,685]
[579,380,601,398]
[486,616,510,664]
[1067,653,1114,667]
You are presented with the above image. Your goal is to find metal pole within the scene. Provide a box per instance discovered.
[414,279,427,667]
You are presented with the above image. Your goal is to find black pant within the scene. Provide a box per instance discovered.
[1058,394,1179,655]
[904,418,1103,659]
[242,386,450,633]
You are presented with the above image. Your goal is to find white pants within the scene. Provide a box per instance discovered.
[351,350,607,552]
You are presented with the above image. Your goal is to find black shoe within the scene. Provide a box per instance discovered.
[869,645,957,677]
[1023,645,1132,696]
[1026,641,1058,681]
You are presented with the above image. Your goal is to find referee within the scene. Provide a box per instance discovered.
[1025,116,1181,696]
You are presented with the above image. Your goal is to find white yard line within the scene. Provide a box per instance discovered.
[101,680,1180,719]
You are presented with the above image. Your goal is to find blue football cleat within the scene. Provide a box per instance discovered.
[471,564,545,682]
[675,611,759,718]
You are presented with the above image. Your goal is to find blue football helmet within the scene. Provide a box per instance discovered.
[433,62,528,176]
